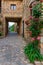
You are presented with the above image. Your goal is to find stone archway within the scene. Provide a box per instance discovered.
[4,17,22,36]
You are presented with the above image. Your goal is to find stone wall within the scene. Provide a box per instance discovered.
[0,0,43,41]
[1,0,23,36]
[1,0,23,17]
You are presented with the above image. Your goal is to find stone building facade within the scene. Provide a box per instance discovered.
[0,0,43,54]
[0,0,43,40]
[0,0,30,38]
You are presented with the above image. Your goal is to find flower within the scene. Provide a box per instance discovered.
[31,37,35,41]
[29,16,33,20]
[37,36,41,40]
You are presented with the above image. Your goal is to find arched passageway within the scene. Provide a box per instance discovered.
[5,17,22,36]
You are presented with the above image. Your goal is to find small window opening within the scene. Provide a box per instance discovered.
[10,4,16,10]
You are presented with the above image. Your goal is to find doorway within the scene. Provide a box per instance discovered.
[5,17,22,36]
[8,22,17,36]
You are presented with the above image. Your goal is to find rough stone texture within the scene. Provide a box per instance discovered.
[0,0,43,39]
[0,0,32,38]
[0,34,34,65]
[2,0,23,17]
[0,0,43,51]
[34,61,41,65]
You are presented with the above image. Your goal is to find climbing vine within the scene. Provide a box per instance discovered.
[24,0,43,63]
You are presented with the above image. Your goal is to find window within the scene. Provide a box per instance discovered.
[10,4,16,10]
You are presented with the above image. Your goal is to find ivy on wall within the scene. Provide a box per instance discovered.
[24,0,43,63]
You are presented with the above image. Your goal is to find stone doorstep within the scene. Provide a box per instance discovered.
[34,61,43,65]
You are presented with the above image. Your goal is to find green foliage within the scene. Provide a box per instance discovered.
[39,20,43,29]
[24,43,43,63]
[24,0,43,63]
[0,32,2,36]
[29,21,41,37]
[9,25,14,32]
[32,3,41,18]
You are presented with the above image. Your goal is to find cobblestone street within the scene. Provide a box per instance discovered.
[0,34,33,65]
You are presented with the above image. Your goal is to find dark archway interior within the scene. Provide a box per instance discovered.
[5,17,22,36]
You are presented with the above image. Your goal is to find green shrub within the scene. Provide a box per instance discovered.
[32,3,41,18]
[24,43,43,63]
[24,0,43,63]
